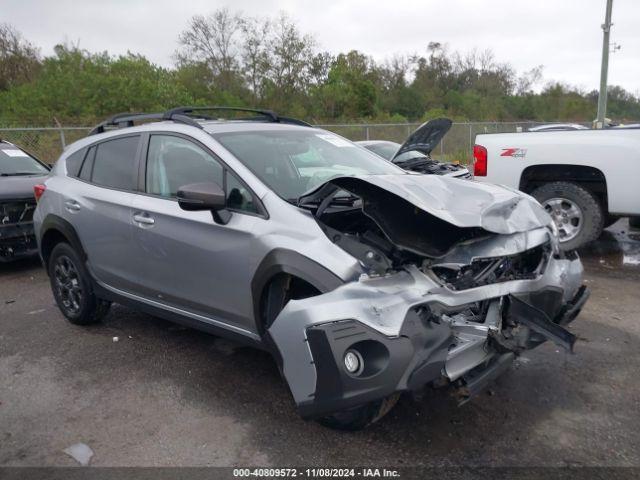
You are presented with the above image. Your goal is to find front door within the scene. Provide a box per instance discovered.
[129,133,261,336]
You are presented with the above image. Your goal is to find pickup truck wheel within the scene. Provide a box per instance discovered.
[317,393,400,431]
[532,182,604,250]
[48,242,111,325]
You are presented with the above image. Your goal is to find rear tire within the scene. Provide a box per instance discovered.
[630,217,640,230]
[317,393,400,431]
[48,242,111,325]
[532,182,604,250]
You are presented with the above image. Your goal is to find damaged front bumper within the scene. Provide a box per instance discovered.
[0,200,38,262]
[0,222,38,262]
[268,233,588,419]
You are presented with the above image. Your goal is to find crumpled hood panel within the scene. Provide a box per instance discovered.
[313,174,551,235]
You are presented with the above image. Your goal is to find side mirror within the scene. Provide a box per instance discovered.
[177,182,231,224]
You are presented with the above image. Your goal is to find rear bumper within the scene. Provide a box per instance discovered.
[269,251,587,419]
[0,222,38,262]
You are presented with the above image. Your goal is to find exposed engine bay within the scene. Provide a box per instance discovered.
[393,155,470,177]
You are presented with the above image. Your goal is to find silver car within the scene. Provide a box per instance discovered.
[357,118,471,179]
[34,107,589,430]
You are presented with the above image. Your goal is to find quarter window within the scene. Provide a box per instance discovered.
[79,146,95,181]
[65,148,86,177]
[91,136,139,190]
[146,135,223,198]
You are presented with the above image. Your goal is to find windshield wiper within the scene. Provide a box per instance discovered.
[0,172,42,177]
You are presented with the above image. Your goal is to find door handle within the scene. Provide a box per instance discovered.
[64,200,81,212]
[133,213,155,226]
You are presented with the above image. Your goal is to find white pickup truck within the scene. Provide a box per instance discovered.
[473,128,640,250]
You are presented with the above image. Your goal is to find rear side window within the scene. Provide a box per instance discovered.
[91,136,139,190]
[65,148,86,177]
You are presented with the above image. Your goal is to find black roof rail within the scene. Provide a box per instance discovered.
[88,106,312,136]
[164,106,312,127]
[88,111,204,136]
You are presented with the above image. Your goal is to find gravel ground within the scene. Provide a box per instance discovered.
[1,222,639,467]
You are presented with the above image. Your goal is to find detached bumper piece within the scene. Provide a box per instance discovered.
[557,285,590,326]
[454,288,589,404]
[456,352,515,405]
[508,294,577,352]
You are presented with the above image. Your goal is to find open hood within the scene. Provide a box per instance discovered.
[392,118,452,159]
[299,174,551,258]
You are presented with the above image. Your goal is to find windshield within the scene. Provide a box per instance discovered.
[394,150,430,162]
[214,130,404,200]
[0,147,48,176]
[364,142,431,163]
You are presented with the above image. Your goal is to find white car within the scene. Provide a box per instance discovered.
[473,127,640,249]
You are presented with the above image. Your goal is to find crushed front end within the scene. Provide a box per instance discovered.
[0,199,38,262]
[269,175,589,419]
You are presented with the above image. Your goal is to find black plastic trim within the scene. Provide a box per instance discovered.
[91,281,266,350]
[39,214,88,269]
[298,320,414,419]
[251,249,344,334]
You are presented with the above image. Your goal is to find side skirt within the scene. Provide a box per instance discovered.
[92,279,267,351]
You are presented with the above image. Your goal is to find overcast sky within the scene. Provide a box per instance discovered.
[5,0,640,94]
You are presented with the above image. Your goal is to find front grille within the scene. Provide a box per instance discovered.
[431,243,550,291]
[1,201,36,226]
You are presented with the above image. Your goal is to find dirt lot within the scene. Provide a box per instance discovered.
[1,221,639,467]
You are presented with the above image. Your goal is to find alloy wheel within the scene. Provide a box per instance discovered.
[53,255,83,315]
[543,197,583,243]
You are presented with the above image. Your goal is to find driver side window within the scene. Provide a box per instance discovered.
[146,134,261,215]
[146,135,223,198]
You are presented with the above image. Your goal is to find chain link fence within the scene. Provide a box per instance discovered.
[0,127,91,164]
[318,121,579,164]
[1,121,565,165]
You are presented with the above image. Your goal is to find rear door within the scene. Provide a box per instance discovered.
[63,134,141,290]
[128,133,263,336]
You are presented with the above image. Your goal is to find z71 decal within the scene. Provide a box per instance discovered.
[500,148,527,158]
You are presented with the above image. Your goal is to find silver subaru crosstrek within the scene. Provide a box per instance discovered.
[34,107,589,429]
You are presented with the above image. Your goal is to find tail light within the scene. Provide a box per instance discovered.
[33,184,46,202]
[473,144,488,177]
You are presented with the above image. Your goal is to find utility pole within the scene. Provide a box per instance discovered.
[596,0,614,128]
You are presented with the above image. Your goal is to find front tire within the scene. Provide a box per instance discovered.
[532,182,604,250]
[48,242,111,325]
[317,393,400,431]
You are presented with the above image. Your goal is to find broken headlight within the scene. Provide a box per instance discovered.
[431,243,550,291]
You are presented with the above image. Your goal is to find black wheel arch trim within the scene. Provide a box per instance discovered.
[251,248,344,335]
[40,214,88,270]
